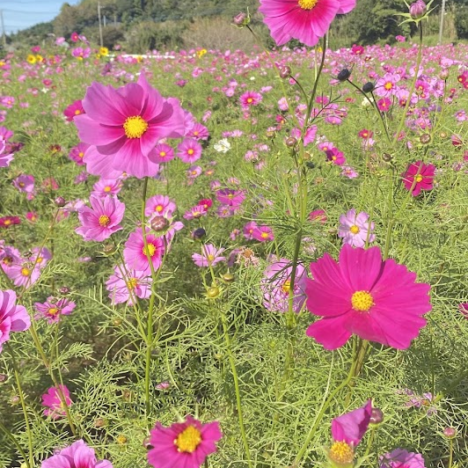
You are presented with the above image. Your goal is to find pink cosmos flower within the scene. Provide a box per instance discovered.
[70,31,80,42]
[325,148,346,165]
[328,399,373,467]
[192,244,226,267]
[92,178,123,198]
[146,195,176,218]
[261,259,307,313]
[341,166,358,179]
[259,0,355,47]
[75,196,125,242]
[253,225,274,242]
[13,174,35,194]
[30,247,52,270]
[0,216,21,228]
[377,97,392,112]
[338,209,375,248]
[459,303,468,319]
[68,142,89,165]
[305,244,431,350]
[183,205,207,220]
[379,449,426,468]
[151,143,175,163]
[34,297,76,324]
[8,262,41,289]
[240,91,262,108]
[177,138,202,164]
[215,189,245,207]
[402,161,435,196]
[42,385,73,419]
[123,228,164,273]
[75,74,185,178]
[42,439,113,468]
[63,100,85,122]
[187,122,210,141]
[0,246,21,274]
[147,416,222,468]
[308,209,327,223]
[0,289,30,352]
[106,265,152,306]
[243,221,258,240]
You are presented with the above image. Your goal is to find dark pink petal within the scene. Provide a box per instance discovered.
[306,315,352,349]
[75,115,124,147]
[331,399,373,445]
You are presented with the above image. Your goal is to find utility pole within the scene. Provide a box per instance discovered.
[98,2,103,47]
[438,0,446,45]
[0,10,6,48]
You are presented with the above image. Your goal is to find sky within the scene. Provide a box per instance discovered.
[1,0,81,35]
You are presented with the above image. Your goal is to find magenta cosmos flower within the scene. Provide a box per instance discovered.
[34,297,76,324]
[42,385,73,419]
[42,439,113,468]
[328,400,372,467]
[379,449,426,468]
[124,228,164,273]
[261,259,307,313]
[305,244,431,350]
[402,161,435,197]
[338,209,375,248]
[0,289,30,352]
[259,0,355,47]
[177,138,202,164]
[106,265,152,306]
[147,416,222,468]
[75,196,125,242]
[75,74,185,178]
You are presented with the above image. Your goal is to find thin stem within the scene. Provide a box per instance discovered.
[220,311,253,468]
[0,420,31,468]
[448,438,453,468]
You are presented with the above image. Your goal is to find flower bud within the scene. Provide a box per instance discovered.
[370,407,384,424]
[206,286,221,299]
[362,82,375,93]
[337,68,351,82]
[285,136,297,148]
[420,133,431,145]
[278,66,291,79]
[151,216,169,232]
[443,427,456,439]
[232,12,249,27]
[54,196,66,207]
[191,227,206,240]
[306,161,316,169]
[410,0,427,19]
[382,152,393,162]
[102,242,116,255]
[143,436,153,450]
[222,272,235,283]
[0,373,8,383]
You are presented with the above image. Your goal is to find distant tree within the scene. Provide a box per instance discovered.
[454,4,468,38]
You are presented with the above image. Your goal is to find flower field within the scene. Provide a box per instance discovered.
[1,3,468,467]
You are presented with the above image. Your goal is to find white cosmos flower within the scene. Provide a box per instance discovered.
[214,139,231,153]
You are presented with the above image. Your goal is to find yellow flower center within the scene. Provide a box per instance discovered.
[174,425,202,453]
[4,220,11,225]
[188,149,194,155]
[350,225,360,234]
[126,277,138,290]
[415,174,423,183]
[351,291,374,312]
[21,268,31,277]
[99,215,111,227]
[207,254,215,262]
[247,98,253,103]
[104,186,111,192]
[298,0,318,9]
[329,441,354,465]
[123,116,148,139]
[282,279,291,293]
[155,205,163,212]
[261,232,269,239]
[384,82,393,90]
[74,109,82,115]
[48,308,59,315]
[78,151,84,158]
[160,151,166,157]
[143,243,156,258]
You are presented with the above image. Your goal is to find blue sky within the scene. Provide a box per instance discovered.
[2,0,81,34]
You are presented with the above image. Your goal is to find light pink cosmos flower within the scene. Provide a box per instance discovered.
[8,262,41,289]
[259,0,355,47]
[261,259,307,313]
[148,416,222,468]
[192,244,226,267]
[215,189,245,207]
[75,74,185,178]
[177,138,202,164]
[187,122,210,140]
[379,449,426,468]
[42,439,113,468]
[243,221,258,240]
[338,209,375,248]
[13,174,35,194]
[42,385,73,420]
[30,247,52,270]
[124,228,164,273]
[76,196,125,242]
[341,166,358,179]
[92,178,123,198]
[151,143,175,163]
[183,205,207,220]
[106,265,152,306]
[240,91,262,108]
[145,195,177,218]
[305,244,431,350]
[0,289,30,352]
[34,297,76,324]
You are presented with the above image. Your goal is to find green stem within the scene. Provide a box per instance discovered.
[220,311,253,468]
[0,420,31,468]
[448,438,453,468]
[392,23,424,149]
[9,345,34,467]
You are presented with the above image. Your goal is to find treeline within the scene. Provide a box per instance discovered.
[6,0,468,52]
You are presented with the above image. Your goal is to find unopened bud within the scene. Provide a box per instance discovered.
[191,227,206,240]
[443,427,456,439]
[420,133,431,145]
[232,12,249,27]
[0,374,7,383]
[206,286,221,299]
[222,273,234,283]
[54,196,66,207]
[410,0,427,19]
[382,153,393,162]
[151,216,169,232]
[337,68,351,82]
[362,82,375,93]
[370,408,384,424]
[285,136,297,148]
[278,66,291,79]
[59,286,71,295]
[143,436,153,449]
